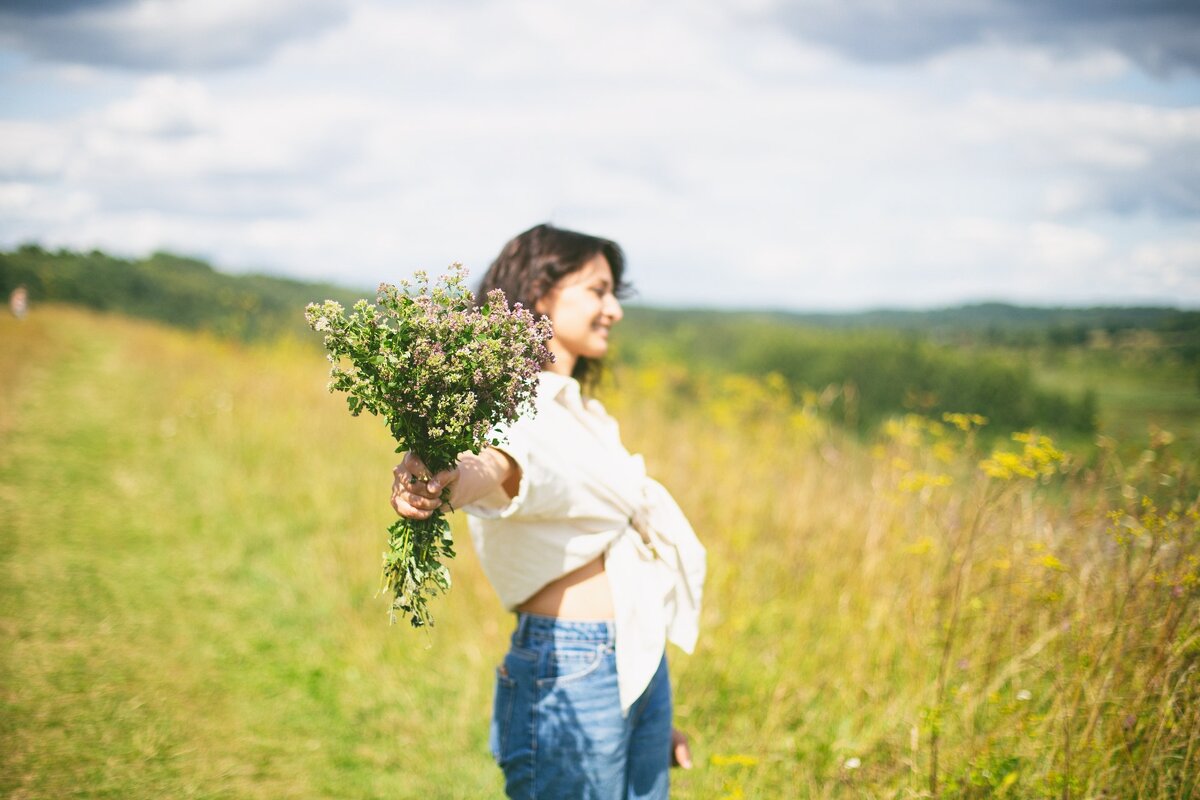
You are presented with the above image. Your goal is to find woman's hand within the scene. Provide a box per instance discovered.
[670,728,693,769]
[391,448,518,519]
[391,453,458,520]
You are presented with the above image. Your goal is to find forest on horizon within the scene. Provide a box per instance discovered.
[3,243,1197,446]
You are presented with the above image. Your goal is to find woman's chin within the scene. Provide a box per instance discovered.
[562,337,610,362]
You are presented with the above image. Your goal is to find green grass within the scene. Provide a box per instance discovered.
[1,307,508,798]
[1032,349,1200,454]
[3,306,1197,799]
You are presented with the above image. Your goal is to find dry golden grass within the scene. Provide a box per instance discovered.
[1,305,1196,799]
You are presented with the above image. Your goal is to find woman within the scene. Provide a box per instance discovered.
[391,223,706,799]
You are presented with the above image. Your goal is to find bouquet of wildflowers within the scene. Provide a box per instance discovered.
[305,265,553,627]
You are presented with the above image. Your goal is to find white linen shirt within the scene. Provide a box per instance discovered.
[464,370,707,714]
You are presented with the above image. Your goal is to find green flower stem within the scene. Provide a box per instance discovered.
[384,506,456,628]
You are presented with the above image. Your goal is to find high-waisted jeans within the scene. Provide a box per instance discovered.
[490,613,673,799]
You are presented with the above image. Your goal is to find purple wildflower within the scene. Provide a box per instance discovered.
[304,263,553,627]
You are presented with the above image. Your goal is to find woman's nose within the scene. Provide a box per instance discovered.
[605,294,623,321]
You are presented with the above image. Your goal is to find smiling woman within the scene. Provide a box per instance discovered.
[533,252,624,377]
[391,224,706,800]
[474,224,631,390]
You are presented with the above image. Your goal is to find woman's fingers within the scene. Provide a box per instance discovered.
[426,467,459,495]
[390,479,425,519]
[392,454,434,518]
[398,452,431,482]
[670,728,693,769]
[391,454,459,518]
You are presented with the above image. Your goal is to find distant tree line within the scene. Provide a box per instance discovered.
[623,304,1200,365]
[615,311,1110,435]
[0,244,367,342]
[10,245,1197,436]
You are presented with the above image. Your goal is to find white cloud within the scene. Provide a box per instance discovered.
[0,0,349,70]
[1130,240,1200,292]
[101,75,215,137]
[760,0,1200,75]
[1030,222,1110,268]
[0,121,73,179]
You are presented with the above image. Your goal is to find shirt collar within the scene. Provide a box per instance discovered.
[537,370,584,412]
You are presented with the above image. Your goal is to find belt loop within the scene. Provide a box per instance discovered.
[514,611,529,646]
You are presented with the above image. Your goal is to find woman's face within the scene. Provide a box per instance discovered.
[536,253,623,371]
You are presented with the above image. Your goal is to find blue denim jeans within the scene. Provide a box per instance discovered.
[490,613,673,800]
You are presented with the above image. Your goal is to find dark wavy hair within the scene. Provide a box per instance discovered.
[478,223,630,389]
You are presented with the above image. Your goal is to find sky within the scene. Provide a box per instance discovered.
[1,0,1198,311]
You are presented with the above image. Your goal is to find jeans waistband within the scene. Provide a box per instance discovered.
[514,612,615,646]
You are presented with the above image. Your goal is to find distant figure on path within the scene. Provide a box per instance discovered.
[9,285,28,319]
[391,223,707,799]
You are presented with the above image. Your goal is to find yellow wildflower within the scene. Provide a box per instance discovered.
[943,412,988,431]
[904,536,936,555]
[898,472,954,493]
[932,441,956,464]
[979,431,1065,481]
[1037,554,1067,571]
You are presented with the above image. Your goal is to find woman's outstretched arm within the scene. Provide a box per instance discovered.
[391,448,519,520]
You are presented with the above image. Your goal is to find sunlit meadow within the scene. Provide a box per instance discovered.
[2,306,1196,798]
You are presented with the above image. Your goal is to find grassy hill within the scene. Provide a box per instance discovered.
[0,245,369,342]
[2,305,1196,798]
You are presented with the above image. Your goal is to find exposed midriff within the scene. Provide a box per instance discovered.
[515,555,614,620]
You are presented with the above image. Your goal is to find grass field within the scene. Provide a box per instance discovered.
[1033,351,1200,457]
[2,306,1197,798]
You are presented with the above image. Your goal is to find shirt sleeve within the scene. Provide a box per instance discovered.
[460,415,571,520]
[460,438,530,519]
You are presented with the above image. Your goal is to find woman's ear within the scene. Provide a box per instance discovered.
[534,290,555,317]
